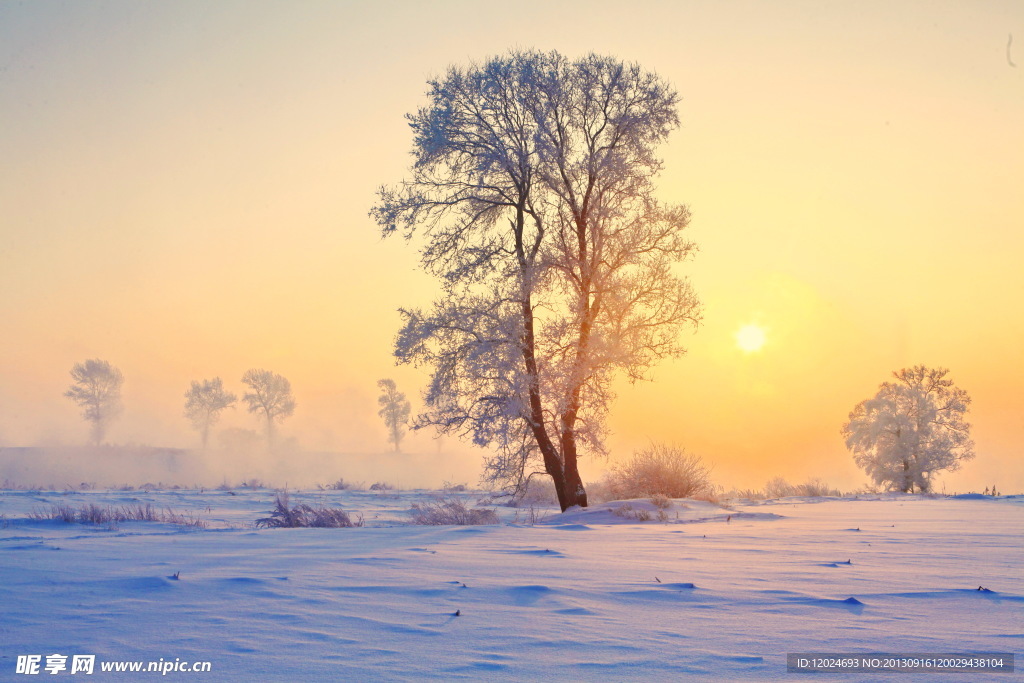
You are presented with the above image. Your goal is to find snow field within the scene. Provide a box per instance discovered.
[0,490,1020,681]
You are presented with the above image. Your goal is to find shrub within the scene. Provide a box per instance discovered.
[369,481,393,491]
[764,477,797,498]
[605,443,714,500]
[764,477,841,498]
[410,495,499,525]
[256,492,362,528]
[796,478,841,497]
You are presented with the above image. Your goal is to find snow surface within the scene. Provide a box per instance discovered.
[1,489,1020,681]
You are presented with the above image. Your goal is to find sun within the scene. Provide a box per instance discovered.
[735,324,767,353]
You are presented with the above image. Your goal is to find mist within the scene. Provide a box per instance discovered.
[0,445,483,491]
[0,366,486,490]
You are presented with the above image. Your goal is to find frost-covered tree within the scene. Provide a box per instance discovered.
[184,378,237,450]
[377,378,411,452]
[842,366,974,493]
[241,369,295,446]
[372,50,701,511]
[64,358,124,445]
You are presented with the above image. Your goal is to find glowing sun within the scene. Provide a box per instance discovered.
[736,324,767,353]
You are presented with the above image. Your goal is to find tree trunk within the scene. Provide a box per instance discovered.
[559,437,588,509]
[264,409,275,447]
[519,296,573,510]
[552,208,594,511]
[90,419,104,447]
[557,400,588,510]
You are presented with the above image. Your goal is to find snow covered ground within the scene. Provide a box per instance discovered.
[1,488,1020,681]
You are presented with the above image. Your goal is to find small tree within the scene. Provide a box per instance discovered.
[377,378,411,452]
[241,369,295,446]
[184,378,237,450]
[842,366,974,493]
[64,359,124,445]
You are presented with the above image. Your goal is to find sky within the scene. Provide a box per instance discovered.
[1,0,1021,492]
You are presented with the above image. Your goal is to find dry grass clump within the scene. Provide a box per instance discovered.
[764,477,842,498]
[689,490,723,505]
[724,477,843,501]
[255,492,363,528]
[795,478,842,497]
[30,502,206,528]
[612,502,678,522]
[605,443,714,500]
[612,503,653,521]
[320,477,359,491]
[410,495,499,526]
[649,493,673,510]
[727,488,763,500]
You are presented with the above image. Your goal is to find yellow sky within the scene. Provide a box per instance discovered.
[1,1,1021,492]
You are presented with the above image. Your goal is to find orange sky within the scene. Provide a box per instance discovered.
[1,1,1021,492]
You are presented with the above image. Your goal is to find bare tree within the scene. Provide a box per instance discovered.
[64,359,124,445]
[241,369,295,445]
[377,378,411,452]
[843,366,974,493]
[372,50,701,511]
[184,378,237,450]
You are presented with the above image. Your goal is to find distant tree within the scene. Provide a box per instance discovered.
[184,378,237,450]
[842,366,974,493]
[64,359,124,445]
[372,50,700,511]
[241,369,295,445]
[377,378,411,452]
